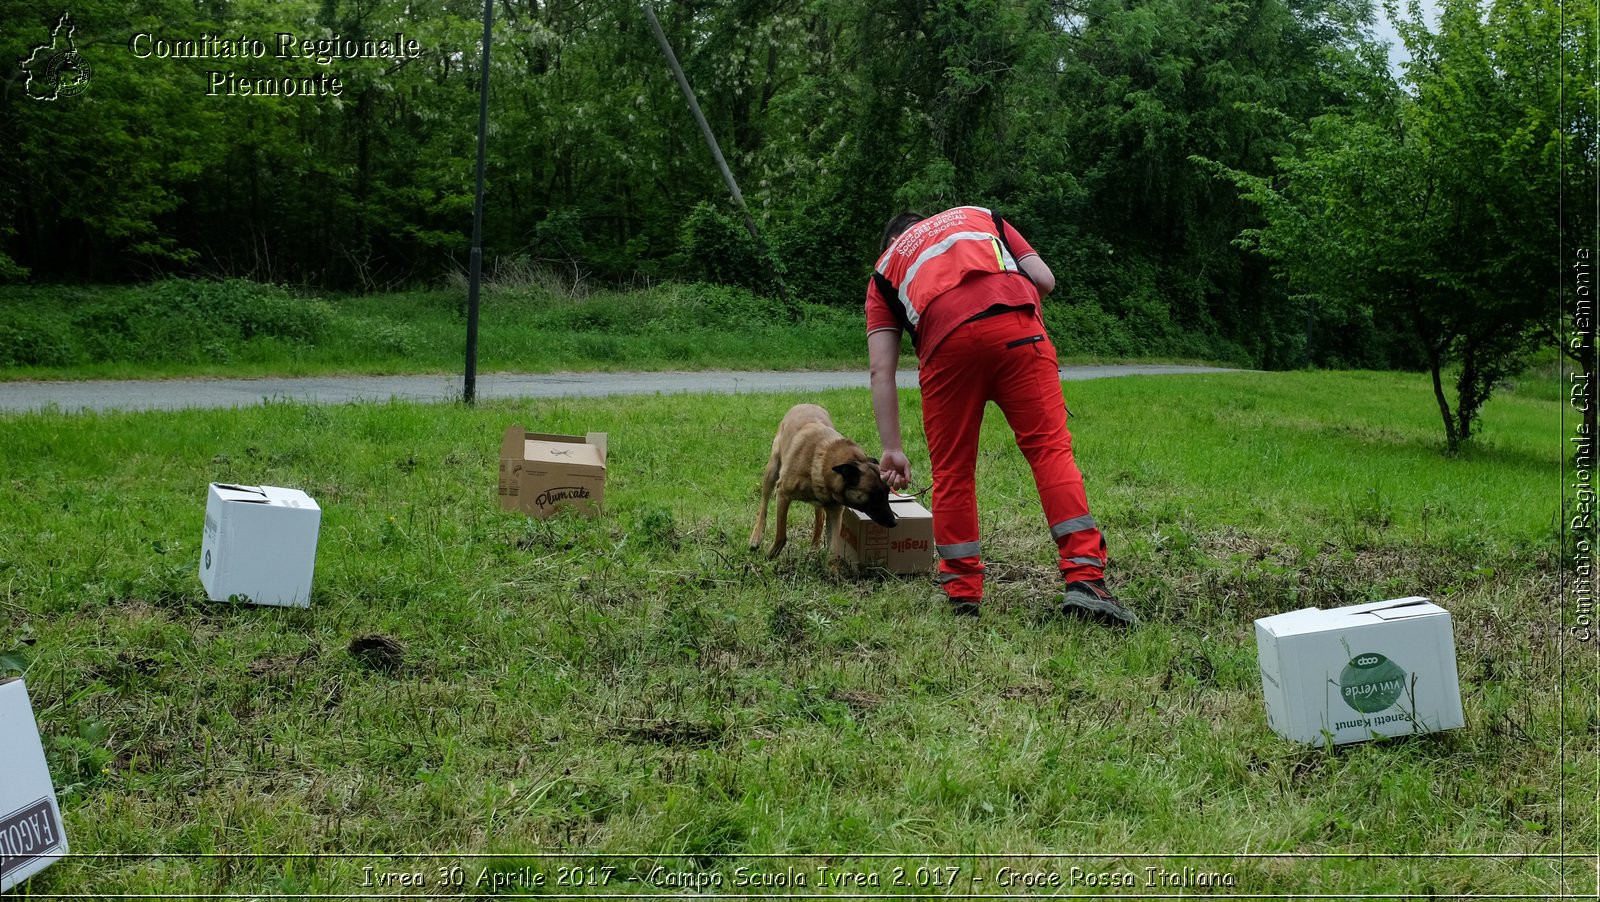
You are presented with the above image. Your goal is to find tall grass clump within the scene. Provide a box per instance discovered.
[0,279,333,367]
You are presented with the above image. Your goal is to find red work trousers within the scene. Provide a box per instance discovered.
[918,307,1106,601]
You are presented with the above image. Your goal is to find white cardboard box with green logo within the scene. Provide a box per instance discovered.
[1254,597,1465,745]
[0,677,69,892]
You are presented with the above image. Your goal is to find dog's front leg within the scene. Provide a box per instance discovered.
[822,504,843,556]
[749,455,780,551]
[767,493,792,558]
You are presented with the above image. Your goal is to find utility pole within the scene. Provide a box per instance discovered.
[463,0,494,404]
[641,1,763,248]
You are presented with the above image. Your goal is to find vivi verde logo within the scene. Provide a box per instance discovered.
[19,12,91,101]
[1338,652,1407,713]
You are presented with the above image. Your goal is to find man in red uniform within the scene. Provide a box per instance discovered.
[866,206,1135,624]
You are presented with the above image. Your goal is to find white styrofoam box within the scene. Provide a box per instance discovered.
[0,678,69,892]
[199,483,322,607]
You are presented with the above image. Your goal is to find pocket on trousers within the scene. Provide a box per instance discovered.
[1007,333,1058,368]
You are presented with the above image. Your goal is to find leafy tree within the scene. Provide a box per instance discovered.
[2,0,229,278]
[1214,0,1586,451]
[1045,0,1379,366]
[10,0,1548,389]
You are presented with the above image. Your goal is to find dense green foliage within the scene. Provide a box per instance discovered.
[2,0,1589,409]
[0,278,896,378]
[0,277,1237,381]
[0,279,334,367]
[1208,0,1593,449]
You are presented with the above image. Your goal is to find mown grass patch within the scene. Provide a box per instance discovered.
[0,370,1589,896]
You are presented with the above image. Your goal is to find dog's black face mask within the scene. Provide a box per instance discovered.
[833,461,898,528]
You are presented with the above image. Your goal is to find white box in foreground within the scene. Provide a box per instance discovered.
[0,678,69,892]
[1255,597,1465,745]
[199,483,322,607]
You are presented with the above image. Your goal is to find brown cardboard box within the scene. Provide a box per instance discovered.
[833,493,934,573]
[498,425,608,518]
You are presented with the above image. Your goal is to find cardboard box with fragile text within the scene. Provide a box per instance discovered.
[832,494,934,574]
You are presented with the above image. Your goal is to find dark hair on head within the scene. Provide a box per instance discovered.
[880,212,924,252]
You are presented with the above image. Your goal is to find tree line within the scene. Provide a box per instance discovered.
[2,0,1593,443]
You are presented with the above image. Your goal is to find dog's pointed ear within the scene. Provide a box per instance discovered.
[832,462,862,485]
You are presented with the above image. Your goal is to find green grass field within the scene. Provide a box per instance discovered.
[0,367,1592,897]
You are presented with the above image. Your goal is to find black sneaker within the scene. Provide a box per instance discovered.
[948,598,981,618]
[1060,579,1136,626]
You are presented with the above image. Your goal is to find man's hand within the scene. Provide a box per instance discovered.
[867,328,911,492]
[879,448,911,491]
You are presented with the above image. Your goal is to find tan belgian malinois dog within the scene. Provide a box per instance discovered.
[749,403,898,559]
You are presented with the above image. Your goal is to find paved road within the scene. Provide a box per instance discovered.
[0,365,1243,414]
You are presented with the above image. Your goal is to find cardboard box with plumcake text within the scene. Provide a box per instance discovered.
[0,678,69,892]
[832,493,934,574]
[498,425,608,518]
[1255,597,1465,745]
